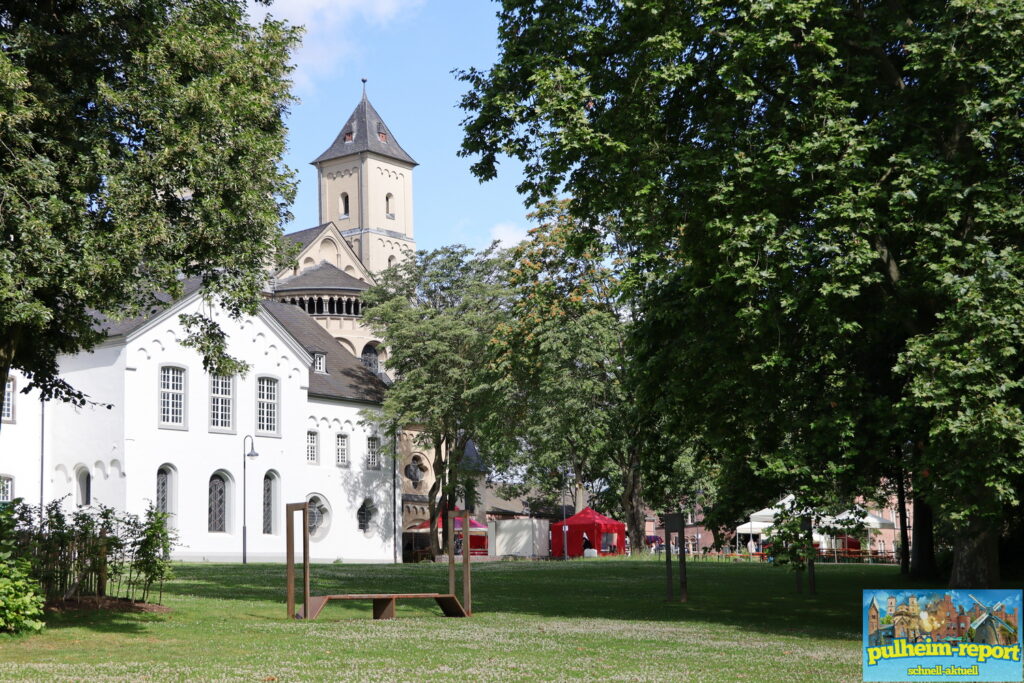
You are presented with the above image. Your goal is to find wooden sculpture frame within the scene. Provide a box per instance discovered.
[286,503,472,620]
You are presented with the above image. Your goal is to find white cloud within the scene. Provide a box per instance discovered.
[247,0,424,94]
[489,221,529,248]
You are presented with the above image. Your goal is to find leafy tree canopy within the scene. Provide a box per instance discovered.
[361,244,509,553]
[0,0,299,413]
[460,0,1024,585]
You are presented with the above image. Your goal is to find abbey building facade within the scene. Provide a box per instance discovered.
[0,93,437,562]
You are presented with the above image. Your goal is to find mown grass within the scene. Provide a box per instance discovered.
[0,558,941,681]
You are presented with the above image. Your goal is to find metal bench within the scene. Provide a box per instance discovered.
[295,592,468,620]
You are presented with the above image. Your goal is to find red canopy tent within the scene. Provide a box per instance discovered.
[550,507,627,558]
[411,510,489,556]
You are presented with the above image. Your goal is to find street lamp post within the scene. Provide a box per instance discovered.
[242,435,259,564]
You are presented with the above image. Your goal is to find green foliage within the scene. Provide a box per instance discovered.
[0,0,300,414]
[9,499,177,605]
[482,201,651,546]
[459,0,1024,580]
[0,502,44,634]
[362,244,510,551]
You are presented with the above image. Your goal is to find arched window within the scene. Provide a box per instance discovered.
[361,345,379,374]
[385,193,394,219]
[156,466,170,514]
[387,255,397,268]
[357,499,377,533]
[339,193,350,218]
[262,472,278,535]
[76,468,91,507]
[208,474,227,532]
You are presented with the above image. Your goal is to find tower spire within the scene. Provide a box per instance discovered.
[311,89,417,167]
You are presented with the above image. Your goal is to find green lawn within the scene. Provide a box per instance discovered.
[0,558,939,681]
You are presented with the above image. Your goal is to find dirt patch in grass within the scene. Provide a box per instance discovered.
[45,597,171,614]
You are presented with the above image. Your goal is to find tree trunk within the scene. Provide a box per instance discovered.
[803,516,816,596]
[949,517,1000,588]
[427,440,445,556]
[619,451,646,552]
[895,469,910,575]
[910,496,937,579]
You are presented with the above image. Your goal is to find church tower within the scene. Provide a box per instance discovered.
[311,85,417,274]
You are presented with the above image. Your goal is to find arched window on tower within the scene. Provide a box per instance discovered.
[385,193,394,219]
[339,192,349,219]
[361,345,379,374]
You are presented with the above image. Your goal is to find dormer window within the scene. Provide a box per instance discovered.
[339,192,349,219]
[343,130,353,143]
[377,122,387,143]
[313,353,326,373]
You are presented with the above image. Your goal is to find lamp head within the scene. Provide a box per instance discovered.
[247,447,259,459]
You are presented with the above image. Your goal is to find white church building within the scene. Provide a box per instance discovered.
[0,92,436,563]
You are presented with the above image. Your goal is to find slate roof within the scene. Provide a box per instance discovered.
[274,261,369,293]
[312,92,417,167]
[94,276,204,338]
[283,223,332,251]
[260,300,385,404]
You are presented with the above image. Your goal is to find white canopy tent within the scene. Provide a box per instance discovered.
[736,498,896,551]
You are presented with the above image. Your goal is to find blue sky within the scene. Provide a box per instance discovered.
[248,0,530,251]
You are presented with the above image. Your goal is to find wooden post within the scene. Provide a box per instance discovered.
[447,510,456,596]
[302,505,310,618]
[462,509,472,615]
[286,523,294,618]
[285,503,298,618]
[285,502,309,619]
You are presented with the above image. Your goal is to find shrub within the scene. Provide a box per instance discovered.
[0,501,44,634]
[9,499,176,605]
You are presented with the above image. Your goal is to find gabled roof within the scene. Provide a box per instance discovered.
[260,300,385,404]
[278,222,376,285]
[312,91,417,167]
[94,276,205,338]
[274,261,370,293]
[284,223,332,251]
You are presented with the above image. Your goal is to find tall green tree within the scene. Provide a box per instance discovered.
[481,202,649,549]
[460,0,1024,586]
[0,0,299,419]
[362,245,508,555]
